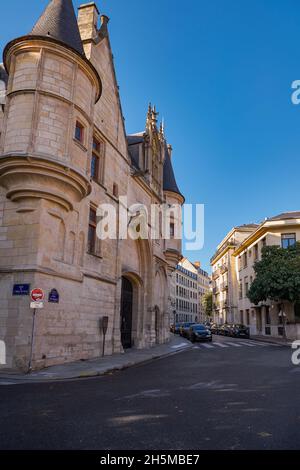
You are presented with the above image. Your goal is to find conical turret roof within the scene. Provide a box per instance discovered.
[31,0,84,55]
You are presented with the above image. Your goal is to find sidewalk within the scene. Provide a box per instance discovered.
[0,335,192,385]
[251,335,293,347]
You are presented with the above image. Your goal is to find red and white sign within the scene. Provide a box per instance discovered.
[30,288,45,302]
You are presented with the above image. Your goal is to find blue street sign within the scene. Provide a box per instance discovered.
[48,289,59,304]
[13,284,30,296]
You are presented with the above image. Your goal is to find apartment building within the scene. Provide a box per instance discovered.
[233,212,300,340]
[210,225,258,324]
[193,262,211,323]
[172,258,198,323]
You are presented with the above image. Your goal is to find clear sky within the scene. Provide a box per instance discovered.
[1,0,300,272]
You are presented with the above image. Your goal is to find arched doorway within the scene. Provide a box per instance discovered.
[120,277,133,349]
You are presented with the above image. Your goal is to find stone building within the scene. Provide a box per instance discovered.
[193,262,211,323]
[0,0,184,370]
[172,258,199,324]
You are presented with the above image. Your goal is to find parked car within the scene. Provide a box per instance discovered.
[210,323,220,334]
[179,322,196,338]
[188,324,212,343]
[218,324,233,336]
[170,323,184,334]
[230,324,250,339]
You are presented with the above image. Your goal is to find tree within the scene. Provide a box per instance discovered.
[202,291,213,318]
[247,242,300,306]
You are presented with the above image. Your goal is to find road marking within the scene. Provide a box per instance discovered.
[214,342,229,348]
[199,343,215,349]
[226,342,243,347]
[237,341,257,347]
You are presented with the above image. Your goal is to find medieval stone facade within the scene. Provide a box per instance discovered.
[0,0,184,370]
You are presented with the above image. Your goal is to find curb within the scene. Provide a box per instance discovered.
[250,336,292,347]
[0,343,192,385]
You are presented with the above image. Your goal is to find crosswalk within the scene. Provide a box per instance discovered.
[193,340,280,350]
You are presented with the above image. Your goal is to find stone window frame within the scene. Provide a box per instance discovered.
[87,204,102,258]
[75,120,85,145]
[91,132,106,186]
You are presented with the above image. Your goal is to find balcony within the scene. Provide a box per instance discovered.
[220,264,228,275]
[212,269,220,280]
[220,300,229,310]
[210,239,238,264]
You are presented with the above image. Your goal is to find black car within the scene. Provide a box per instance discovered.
[188,324,212,343]
[218,324,232,336]
[179,322,196,338]
[230,324,250,339]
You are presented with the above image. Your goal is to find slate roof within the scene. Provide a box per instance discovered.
[268,211,300,221]
[0,64,8,105]
[127,134,183,198]
[31,0,84,56]
[163,144,183,198]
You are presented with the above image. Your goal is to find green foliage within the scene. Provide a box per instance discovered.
[247,242,300,305]
[202,291,213,317]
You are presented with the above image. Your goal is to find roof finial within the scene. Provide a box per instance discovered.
[160,118,165,137]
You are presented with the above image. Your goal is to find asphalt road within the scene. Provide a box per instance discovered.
[0,335,299,450]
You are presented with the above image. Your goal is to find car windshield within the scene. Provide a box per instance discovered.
[193,325,207,331]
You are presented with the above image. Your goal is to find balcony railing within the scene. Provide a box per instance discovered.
[210,239,238,264]
[220,264,228,275]
[212,269,220,280]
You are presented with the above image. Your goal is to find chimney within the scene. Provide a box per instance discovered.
[78,2,99,41]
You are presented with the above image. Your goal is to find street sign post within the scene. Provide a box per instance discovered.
[30,288,45,303]
[28,289,45,373]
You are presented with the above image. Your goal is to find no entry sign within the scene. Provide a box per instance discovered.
[30,288,45,302]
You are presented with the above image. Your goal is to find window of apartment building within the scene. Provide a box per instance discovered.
[243,251,248,268]
[246,309,250,325]
[75,121,84,144]
[281,233,296,249]
[240,310,244,324]
[239,282,243,300]
[88,207,97,255]
[244,278,249,296]
[254,244,259,261]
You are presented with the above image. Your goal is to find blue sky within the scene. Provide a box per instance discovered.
[1,0,300,271]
